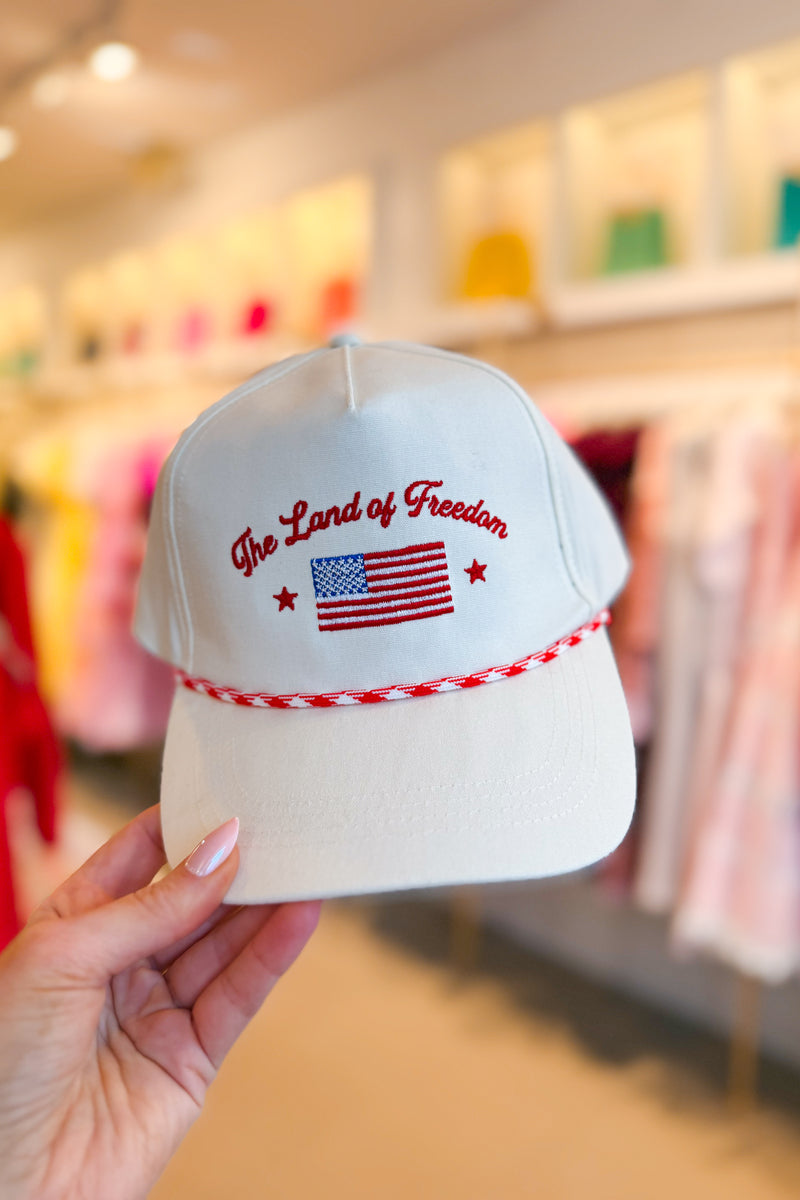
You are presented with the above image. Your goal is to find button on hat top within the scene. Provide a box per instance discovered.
[328,332,362,348]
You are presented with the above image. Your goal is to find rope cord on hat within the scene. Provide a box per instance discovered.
[174,610,611,710]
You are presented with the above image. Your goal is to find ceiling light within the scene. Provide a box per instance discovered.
[89,41,139,83]
[0,127,18,162]
[32,72,69,109]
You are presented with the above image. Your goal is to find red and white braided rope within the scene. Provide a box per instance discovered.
[175,610,610,710]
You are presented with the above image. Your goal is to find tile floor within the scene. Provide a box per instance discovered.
[8,765,800,1200]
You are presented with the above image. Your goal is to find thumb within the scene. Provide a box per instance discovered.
[65,818,241,980]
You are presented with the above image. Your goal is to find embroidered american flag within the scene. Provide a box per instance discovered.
[310,541,454,632]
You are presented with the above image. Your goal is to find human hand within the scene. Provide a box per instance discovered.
[0,805,321,1200]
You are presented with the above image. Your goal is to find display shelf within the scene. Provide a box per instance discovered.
[214,206,289,343]
[281,173,373,338]
[60,238,223,363]
[44,171,373,377]
[367,297,540,349]
[559,72,711,283]
[550,251,800,328]
[104,248,160,357]
[438,120,552,308]
[0,284,47,377]
[13,38,800,364]
[27,331,317,402]
[189,332,315,381]
[150,233,222,356]
[59,266,108,364]
[723,37,800,258]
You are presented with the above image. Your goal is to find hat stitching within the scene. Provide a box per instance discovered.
[217,642,598,844]
[176,610,609,708]
[196,634,571,823]
[367,342,589,606]
[311,540,454,632]
[167,349,327,668]
[343,343,357,413]
[174,639,605,878]
[190,619,585,825]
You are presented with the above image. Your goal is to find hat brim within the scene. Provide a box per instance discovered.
[159,628,635,903]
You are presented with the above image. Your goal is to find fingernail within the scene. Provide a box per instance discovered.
[186,818,239,877]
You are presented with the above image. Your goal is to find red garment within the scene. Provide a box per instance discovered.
[319,277,358,335]
[570,428,640,525]
[569,428,641,895]
[0,516,60,949]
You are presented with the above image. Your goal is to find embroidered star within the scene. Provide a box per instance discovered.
[274,586,298,611]
[465,559,487,584]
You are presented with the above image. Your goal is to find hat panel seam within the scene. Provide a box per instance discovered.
[153,463,189,660]
[343,344,357,412]
[366,342,592,611]
[164,350,326,670]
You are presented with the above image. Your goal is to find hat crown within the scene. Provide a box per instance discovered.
[135,341,628,695]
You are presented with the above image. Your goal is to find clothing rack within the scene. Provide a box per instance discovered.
[448,362,800,1108]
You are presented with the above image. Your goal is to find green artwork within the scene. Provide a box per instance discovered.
[774,176,800,249]
[603,208,668,274]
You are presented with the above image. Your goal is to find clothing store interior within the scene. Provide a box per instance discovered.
[7,1,800,1197]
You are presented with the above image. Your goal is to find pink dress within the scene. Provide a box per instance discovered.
[59,440,175,752]
[632,427,711,912]
[673,442,800,981]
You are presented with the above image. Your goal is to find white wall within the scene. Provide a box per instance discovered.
[3,0,800,321]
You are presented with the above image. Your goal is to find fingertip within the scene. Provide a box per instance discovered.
[185,817,240,878]
[282,896,323,933]
[266,897,323,964]
[300,897,324,935]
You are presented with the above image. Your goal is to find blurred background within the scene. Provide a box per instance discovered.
[4,1,800,1196]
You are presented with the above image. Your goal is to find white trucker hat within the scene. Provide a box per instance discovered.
[134,337,635,903]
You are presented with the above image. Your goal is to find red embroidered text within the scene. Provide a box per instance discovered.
[404,479,508,539]
[366,491,397,528]
[279,491,364,546]
[231,527,279,577]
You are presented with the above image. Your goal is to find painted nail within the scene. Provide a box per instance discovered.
[185,817,240,877]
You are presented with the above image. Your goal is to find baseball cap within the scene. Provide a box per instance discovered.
[134,336,635,903]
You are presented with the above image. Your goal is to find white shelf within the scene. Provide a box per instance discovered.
[549,251,800,328]
[534,366,798,434]
[368,298,540,347]
[722,37,800,257]
[559,73,711,282]
[28,333,316,401]
[10,39,800,371]
[437,120,552,307]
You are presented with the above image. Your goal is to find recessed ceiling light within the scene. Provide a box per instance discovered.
[0,127,18,162]
[89,41,139,83]
[32,72,70,109]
